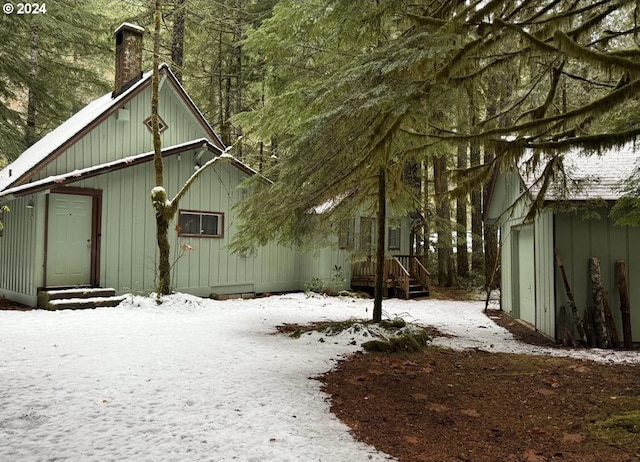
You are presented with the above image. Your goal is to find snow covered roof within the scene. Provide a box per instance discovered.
[522,143,639,201]
[0,63,224,194]
[0,139,261,199]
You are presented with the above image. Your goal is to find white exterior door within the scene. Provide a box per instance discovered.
[516,225,536,326]
[46,193,93,287]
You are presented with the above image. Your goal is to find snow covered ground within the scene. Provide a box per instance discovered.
[0,292,638,462]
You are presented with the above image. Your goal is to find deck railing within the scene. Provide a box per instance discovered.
[351,255,430,298]
[389,257,411,298]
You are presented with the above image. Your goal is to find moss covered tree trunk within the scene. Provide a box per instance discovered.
[151,0,173,296]
[373,166,386,323]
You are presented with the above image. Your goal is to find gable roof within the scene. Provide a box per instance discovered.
[0,63,224,193]
[522,144,638,201]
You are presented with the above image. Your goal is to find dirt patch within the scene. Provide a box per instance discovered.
[321,310,640,462]
[0,298,31,311]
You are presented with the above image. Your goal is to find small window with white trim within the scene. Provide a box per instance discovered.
[178,210,223,238]
[388,227,401,250]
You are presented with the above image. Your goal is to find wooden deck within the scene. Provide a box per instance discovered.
[351,255,430,299]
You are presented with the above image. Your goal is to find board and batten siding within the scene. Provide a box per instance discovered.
[554,208,640,341]
[35,84,211,182]
[67,153,334,297]
[533,211,555,339]
[492,171,531,318]
[0,195,46,305]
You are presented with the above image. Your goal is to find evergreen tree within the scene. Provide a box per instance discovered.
[0,0,111,163]
[232,0,640,309]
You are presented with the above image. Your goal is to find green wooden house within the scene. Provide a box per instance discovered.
[0,24,355,308]
[486,146,640,343]
[0,24,421,309]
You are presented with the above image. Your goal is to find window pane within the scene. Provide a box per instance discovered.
[201,214,219,236]
[388,227,400,250]
[179,212,200,235]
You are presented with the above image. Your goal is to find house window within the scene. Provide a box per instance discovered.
[144,115,168,134]
[338,219,354,249]
[359,217,374,254]
[178,210,223,238]
[388,227,401,250]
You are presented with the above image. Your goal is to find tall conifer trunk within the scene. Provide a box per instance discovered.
[171,0,185,83]
[25,23,39,148]
[373,166,386,323]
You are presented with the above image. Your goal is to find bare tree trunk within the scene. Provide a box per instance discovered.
[233,0,243,158]
[373,166,386,323]
[483,148,498,288]
[218,31,225,143]
[468,88,484,276]
[171,0,185,83]
[456,143,469,279]
[434,155,453,286]
[25,23,39,147]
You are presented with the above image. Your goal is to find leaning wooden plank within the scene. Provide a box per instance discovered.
[589,257,610,348]
[601,287,619,348]
[554,248,586,343]
[616,260,633,349]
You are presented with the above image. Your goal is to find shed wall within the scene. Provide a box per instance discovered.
[554,208,640,342]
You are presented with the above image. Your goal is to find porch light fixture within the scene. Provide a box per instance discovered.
[26,198,34,209]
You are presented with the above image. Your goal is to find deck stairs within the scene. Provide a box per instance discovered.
[37,288,127,310]
[351,255,430,299]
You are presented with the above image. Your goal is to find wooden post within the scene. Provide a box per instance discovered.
[589,257,609,348]
[616,260,633,349]
[601,287,619,348]
[554,248,586,343]
[484,245,501,312]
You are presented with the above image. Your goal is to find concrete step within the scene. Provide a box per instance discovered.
[409,289,430,299]
[37,288,123,310]
[45,295,128,310]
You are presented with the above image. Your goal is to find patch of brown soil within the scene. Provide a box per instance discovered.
[0,297,31,311]
[321,311,640,462]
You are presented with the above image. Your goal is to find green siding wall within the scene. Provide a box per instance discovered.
[35,84,211,182]
[554,208,640,342]
[63,155,344,297]
[492,171,556,338]
[0,195,45,305]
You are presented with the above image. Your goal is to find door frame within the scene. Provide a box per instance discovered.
[511,222,536,325]
[44,187,102,288]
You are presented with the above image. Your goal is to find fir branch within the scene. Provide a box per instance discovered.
[555,30,640,73]
[494,18,558,53]
[560,69,616,88]
[523,127,640,151]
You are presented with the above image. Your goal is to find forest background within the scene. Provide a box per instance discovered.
[1,0,640,293]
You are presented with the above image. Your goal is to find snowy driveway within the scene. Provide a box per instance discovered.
[0,293,637,461]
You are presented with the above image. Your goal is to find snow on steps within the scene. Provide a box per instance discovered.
[37,288,126,310]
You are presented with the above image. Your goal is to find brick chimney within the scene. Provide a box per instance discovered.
[113,23,145,97]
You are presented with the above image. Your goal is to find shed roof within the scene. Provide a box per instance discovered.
[523,143,639,201]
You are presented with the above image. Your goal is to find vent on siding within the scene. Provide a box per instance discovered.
[144,115,168,134]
